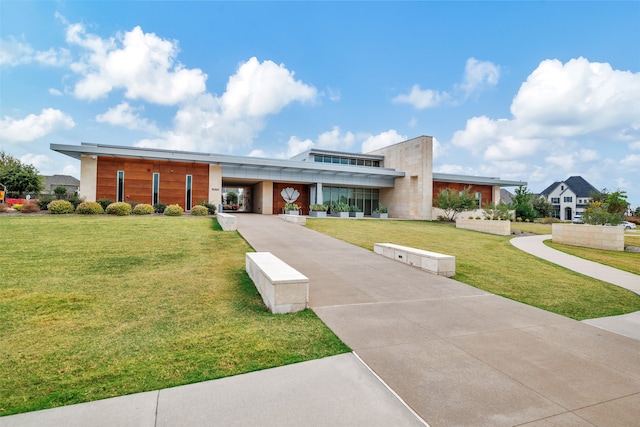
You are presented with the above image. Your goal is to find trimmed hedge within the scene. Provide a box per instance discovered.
[105,202,132,216]
[76,202,104,215]
[190,205,209,216]
[133,204,154,215]
[163,204,184,216]
[48,200,75,214]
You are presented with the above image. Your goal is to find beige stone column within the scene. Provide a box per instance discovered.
[208,164,222,206]
[253,181,273,215]
[80,155,97,201]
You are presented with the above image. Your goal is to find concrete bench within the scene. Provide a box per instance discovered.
[374,243,455,277]
[245,252,309,314]
[278,214,306,225]
[217,212,237,231]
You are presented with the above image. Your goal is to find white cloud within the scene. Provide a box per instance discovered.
[19,153,52,171]
[67,24,207,104]
[457,57,500,97]
[361,129,407,152]
[0,108,75,143]
[451,57,640,162]
[316,126,355,151]
[628,141,640,151]
[326,87,341,102]
[49,88,63,96]
[393,58,499,109]
[620,154,640,171]
[95,102,159,133]
[0,36,70,67]
[285,136,314,158]
[393,84,449,109]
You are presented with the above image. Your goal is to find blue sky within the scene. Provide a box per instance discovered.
[1,1,639,206]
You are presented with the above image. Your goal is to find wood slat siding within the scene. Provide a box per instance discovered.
[432,182,494,207]
[272,183,310,215]
[96,157,209,208]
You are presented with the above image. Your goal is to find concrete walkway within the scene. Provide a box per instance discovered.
[3,217,640,426]
[511,234,640,341]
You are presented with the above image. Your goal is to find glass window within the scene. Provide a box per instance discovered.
[350,158,357,165]
[186,175,192,210]
[314,156,322,162]
[324,156,331,163]
[357,159,364,166]
[152,173,159,205]
[364,160,372,167]
[116,170,124,202]
[475,192,482,208]
[564,196,572,202]
[551,198,560,204]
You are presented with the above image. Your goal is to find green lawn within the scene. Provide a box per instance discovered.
[0,216,348,416]
[545,240,640,275]
[305,219,640,321]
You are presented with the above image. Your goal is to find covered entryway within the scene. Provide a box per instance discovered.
[565,206,572,221]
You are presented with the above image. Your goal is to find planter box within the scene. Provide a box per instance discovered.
[349,212,364,218]
[372,212,388,219]
[552,223,624,251]
[309,211,327,218]
[456,218,511,236]
[331,212,349,218]
[285,210,299,215]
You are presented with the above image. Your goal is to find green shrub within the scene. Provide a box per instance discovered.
[37,196,55,210]
[105,202,132,216]
[154,203,167,213]
[76,202,104,215]
[284,202,300,211]
[21,203,41,214]
[48,200,75,214]
[96,199,114,210]
[540,217,561,224]
[374,205,388,214]
[190,205,209,216]
[197,201,217,215]
[133,204,154,215]
[67,195,84,208]
[310,203,327,212]
[164,204,184,216]
[13,204,23,211]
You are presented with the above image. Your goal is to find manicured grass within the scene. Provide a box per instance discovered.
[545,240,640,275]
[305,219,640,321]
[0,216,349,416]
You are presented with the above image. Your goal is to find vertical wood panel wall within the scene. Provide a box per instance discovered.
[432,182,494,207]
[272,183,310,215]
[96,157,209,208]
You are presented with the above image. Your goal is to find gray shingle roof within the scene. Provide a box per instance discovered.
[540,176,598,198]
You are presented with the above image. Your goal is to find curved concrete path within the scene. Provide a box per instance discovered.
[511,234,640,341]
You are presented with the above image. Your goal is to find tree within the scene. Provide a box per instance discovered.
[605,190,628,214]
[225,191,238,205]
[434,186,477,221]
[0,151,43,195]
[511,185,538,222]
[54,185,68,199]
[582,201,624,226]
[532,196,553,218]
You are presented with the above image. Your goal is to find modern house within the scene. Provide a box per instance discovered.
[51,136,526,220]
[539,176,599,221]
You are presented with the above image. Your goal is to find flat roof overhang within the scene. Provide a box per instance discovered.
[51,143,405,187]
[433,172,527,187]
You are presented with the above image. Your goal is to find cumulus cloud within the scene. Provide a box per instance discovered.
[67,24,207,104]
[315,126,356,151]
[361,129,407,152]
[451,57,640,162]
[0,36,70,67]
[393,58,499,109]
[0,108,75,143]
[96,102,159,133]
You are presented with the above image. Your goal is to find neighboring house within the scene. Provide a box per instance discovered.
[539,176,598,221]
[500,188,514,205]
[51,136,526,219]
[42,175,80,195]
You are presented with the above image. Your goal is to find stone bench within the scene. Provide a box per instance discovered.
[245,252,309,314]
[217,212,237,231]
[374,243,455,277]
[278,214,306,225]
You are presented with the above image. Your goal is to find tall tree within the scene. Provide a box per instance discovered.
[511,185,538,221]
[434,186,477,221]
[0,151,44,195]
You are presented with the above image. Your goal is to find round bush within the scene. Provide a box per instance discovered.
[154,203,166,213]
[21,203,41,214]
[96,199,114,210]
[164,204,184,216]
[13,204,23,211]
[48,200,75,214]
[190,205,209,216]
[133,203,154,215]
[105,202,132,216]
[76,201,104,215]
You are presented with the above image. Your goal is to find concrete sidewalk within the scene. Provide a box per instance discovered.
[511,234,640,341]
[3,217,640,426]
[237,216,640,426]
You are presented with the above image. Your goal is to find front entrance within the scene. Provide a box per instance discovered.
[565,207,572,221]
[222,186,252,213]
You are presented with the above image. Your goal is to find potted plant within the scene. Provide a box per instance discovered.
[331,202,350,218]
[349,205,364,218]
[284,202,301,215]
[372,204,388,219]
[309,203,327,218]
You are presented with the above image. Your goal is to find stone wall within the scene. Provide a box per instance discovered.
[456,218,511,236]
[552,223,624,251]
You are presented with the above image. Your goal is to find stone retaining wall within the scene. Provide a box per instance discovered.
[455,218,511,236]
[552,223,624,251]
